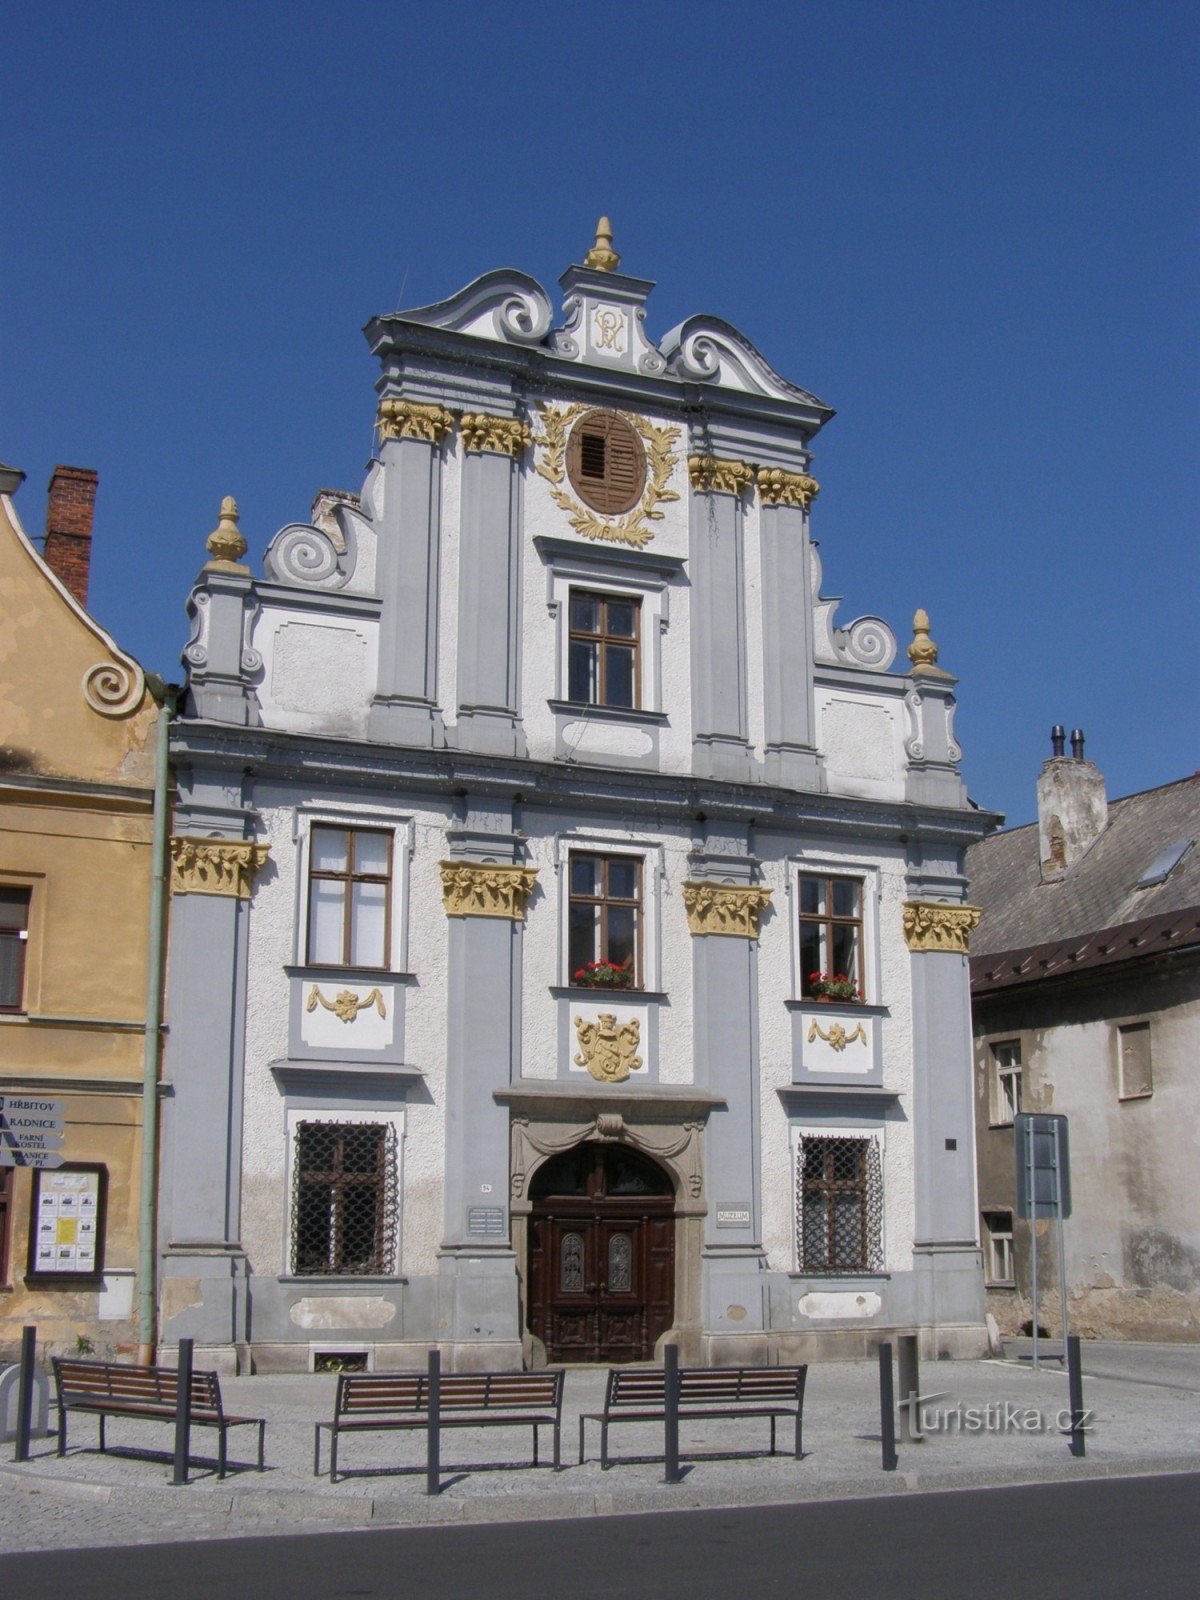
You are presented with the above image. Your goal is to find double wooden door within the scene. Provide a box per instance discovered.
[527,1143,675,1364]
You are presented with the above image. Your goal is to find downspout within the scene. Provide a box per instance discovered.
[137,679,176,1366]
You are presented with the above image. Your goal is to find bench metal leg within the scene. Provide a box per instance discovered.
[578,1415,587,1466]
[553,1422,561,1471]
[98,1413,106,1454]
[218,1427,227,1480]
[330,1427,339,1485]
[601,1420,609,1471]
[258,1421,266,1472]
[313,1426,322,1478]
[532,1423,539,1468]
[794,1407,803,1459]
[57,1406,67,1458]
[770,1415,777,1456]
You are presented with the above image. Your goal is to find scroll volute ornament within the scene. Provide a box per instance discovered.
[567,410,647,514]
[902,901,982,954]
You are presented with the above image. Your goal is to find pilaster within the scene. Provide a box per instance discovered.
[687,455,755,782]
[757,482,824,791]
[368,401,455,747]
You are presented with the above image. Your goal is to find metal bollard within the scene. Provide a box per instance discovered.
[663,1344,681,1484]
[1066,1334,1086,1458]
[897,1333,922,1444]
[425,1347,441,1496]
[14,1326,36,1464]
[172,1338,194,1486]
[878,1341,898,1471]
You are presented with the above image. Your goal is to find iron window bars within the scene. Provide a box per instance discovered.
[291,1121,398,1277]
[795,1134,883,1274]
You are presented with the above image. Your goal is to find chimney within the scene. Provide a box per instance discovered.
[44,465,98,608]
[1037,725,1108,881]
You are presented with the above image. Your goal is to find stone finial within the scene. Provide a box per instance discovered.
[907,608,945,676]
[205,495,248,569]
[584,216,621,273]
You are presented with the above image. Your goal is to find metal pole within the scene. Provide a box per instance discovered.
[425,1347,441,1496]
[663,1343,680,1484]
[137,685,174,1367]
[1027,1123,1039,1370]
[897,1333,922,1444]
[14,1325,36,1463]
[1066,1334,1086,1457]
[172,1337,193,1485]
[878,1341,897,1471]
[1054,1121,1070,1365]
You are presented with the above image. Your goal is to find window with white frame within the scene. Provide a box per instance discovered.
[795,1132,884,1273]
[982,1209,1015,1286]
[306,825,393,968]
[290,1120,398,1276]
[990,1039,1022,1125]
[0,887,31,1012]
[1117,1022,1153,1099]
[798,873,866,1001]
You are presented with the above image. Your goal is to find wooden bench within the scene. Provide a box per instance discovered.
[314,1369,565,1482]
[579,1364,808,1468]
[52,1358,266,1479]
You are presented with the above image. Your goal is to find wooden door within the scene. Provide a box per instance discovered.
[527,1143,675,1364]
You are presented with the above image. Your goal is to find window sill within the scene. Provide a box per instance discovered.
[988,1120,1017,1131]
[785,1000,889,1016]
[985,1281,1017,1291]
[548,700,668,726]
[788,1271,892,1282]
[278,1275,408,1287]
[550,986,668,1002]
[285,965,416,984]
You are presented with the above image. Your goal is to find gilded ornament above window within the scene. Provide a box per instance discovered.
[535,403,679,549]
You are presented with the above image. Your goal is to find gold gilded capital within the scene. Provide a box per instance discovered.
[902,901,982,954]
[755,467,820,510]
[170,837,270,899]
[440,860,538,920]
[688,456,756,497]
[683,881,773,939]
[459,413,532,457]
[205,495,248,570]
[376,398,456,445]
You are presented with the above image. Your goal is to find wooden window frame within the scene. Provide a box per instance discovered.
[0,886,32,1014]
[800,1137,869,1273]
[982,1208,1015,1286]
[1116,1021,1153,1101]
[306,825,394,970]
[568,851,644,990]
[292,1122,393,1277]
[990,1039,1022,1127]
[798,874,865,1000]
[567,588,642,710]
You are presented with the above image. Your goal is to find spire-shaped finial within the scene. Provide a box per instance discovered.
[205,494,248,569]
[907,608,945,675]
[584,216,621,273]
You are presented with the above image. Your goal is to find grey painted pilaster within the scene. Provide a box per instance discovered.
[759,501,824,790]
[183,567,261,726]
[688,483,754,782]
[368,433,446,747]
[905,675,967,808]
[455,441,526,757]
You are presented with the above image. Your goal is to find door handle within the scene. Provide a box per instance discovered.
[585,1283,596,1294]
[598,1282,607,1293]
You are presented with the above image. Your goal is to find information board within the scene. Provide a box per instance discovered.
[26,1164,106,1280]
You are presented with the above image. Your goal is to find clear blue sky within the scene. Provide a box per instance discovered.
[6,1,1196,826]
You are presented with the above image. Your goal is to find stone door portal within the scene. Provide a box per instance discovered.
[527,1143,675,1363]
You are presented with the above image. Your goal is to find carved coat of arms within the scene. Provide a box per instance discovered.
[574,1013,643,1083]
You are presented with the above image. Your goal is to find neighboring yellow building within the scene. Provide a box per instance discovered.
[0,460,162,1360]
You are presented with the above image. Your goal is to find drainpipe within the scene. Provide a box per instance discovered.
[137,678,176,1366]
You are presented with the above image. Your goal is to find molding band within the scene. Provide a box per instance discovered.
[440,860,538,920]
[170,837,270,899]
[682,881,772,938]
[902,901,983,953]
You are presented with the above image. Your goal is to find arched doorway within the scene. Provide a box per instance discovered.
[527,1143,675,1364]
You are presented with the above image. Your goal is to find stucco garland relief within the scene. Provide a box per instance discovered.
[459,413,532,457]
[306,985,386,1023]
[376,398,456,445]
[902,901,983,954]
[806,1019,867,1052]
[82,658,144,718]
[573,1014,643,1083]
[682,882,772,939]
[510,1113,704,1203]
[439,860,538,920]
[169,837,270,899]
[535,403,680,549]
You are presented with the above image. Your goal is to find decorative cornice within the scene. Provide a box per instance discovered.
[902,901,983,954]
[376,398,456,445]
[440,860,538,920]
[170,837,270,899]
[682,881,773,938]
[459,413,532,457]
[205,495,248,570]
[755,466,820,510]
[687,455,755,497]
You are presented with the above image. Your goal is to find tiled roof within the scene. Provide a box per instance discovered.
[966,773,1200,960]
[971,907,1200,995]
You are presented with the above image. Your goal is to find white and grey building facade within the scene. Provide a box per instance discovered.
[159,230,998,1372]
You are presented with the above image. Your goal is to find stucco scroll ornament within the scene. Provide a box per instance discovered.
[306,986,386,1023]
[682,882,773,939]
[573,1015,644,1083]
[439,861,538,920]
[82,658,145,718]
[806,1019,868,1053]
[263,521,348,590]
[169,837,270,899]
[535,403,679,550]
[902,901,983,955]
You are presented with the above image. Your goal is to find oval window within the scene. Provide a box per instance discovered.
[566,410,647,515]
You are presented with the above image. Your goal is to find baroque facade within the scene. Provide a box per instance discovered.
[160,225,997,1372]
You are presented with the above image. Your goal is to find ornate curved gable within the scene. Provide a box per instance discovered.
[367,269,553,349]
[660,314,832,414]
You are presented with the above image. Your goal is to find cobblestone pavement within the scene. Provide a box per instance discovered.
[1,1344,1197,1552]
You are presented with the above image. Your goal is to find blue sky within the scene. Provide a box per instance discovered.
[6,1,1196,826]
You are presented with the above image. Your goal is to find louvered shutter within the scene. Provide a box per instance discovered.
[567,411,647,515]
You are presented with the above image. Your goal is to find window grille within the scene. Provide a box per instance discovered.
[291,1121,398,1276]
[795,1133,883,1274]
